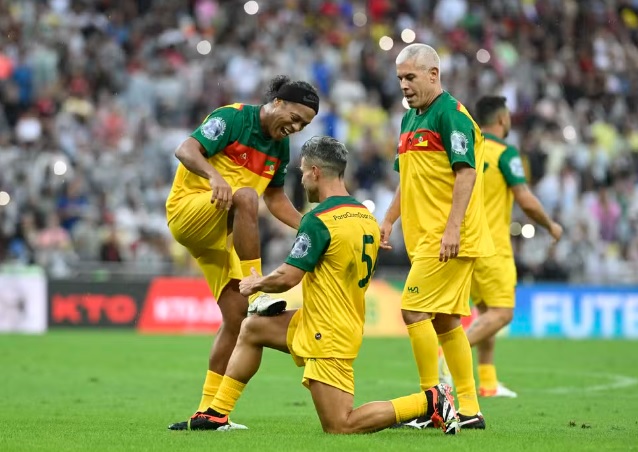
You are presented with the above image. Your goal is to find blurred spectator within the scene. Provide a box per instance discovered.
[589,185,622,242]
[33,212,77,277]
[100,228,124,262]
[8,211,38,265]
[56,178,92,233]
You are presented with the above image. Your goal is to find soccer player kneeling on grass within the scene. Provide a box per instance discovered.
[170,136,459,434]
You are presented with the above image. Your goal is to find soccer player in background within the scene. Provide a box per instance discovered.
[166,76,319,430]
[171,136,459,434]
[439,96,563,398]
[380,44,494,430]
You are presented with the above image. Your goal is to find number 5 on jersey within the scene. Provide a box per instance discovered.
[358,234,378,288]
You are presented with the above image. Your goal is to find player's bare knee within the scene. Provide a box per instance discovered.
[218,281,248,316]
[401,309,430,326]
[232,188,258,212]
[432,313,461,333]
[316,404,353,434]
[238,315,267,344]
[217,310,245,338]
[320,419,350,434]
[225,314,245,335]
[218,304,247,334]
[496,308,514,325]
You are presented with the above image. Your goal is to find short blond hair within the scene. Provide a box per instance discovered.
[396,44,440,72]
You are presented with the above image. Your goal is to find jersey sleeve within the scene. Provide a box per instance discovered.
[284,214,331,272]
[439,109,476,169]
[268,139,290,188]
[498,145,527,186]
[190,106,243,158]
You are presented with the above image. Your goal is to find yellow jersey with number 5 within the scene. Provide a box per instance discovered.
[285,196,380,359]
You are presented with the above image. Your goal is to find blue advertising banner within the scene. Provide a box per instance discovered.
[510,285,638,339]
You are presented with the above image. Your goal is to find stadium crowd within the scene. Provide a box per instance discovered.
[1,0,638,283]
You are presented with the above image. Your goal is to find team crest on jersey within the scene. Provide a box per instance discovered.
[450,131,468,155]
[265,159,276,173]
[290,233,311,259]
[201,117,226,141]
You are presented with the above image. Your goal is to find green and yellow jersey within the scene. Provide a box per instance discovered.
[482,132,527,257]
[166,103,289,220]
[394,91,494,261]
[285,196,380,359]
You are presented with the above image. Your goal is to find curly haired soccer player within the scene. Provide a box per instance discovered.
[167,76,319,430]
[380,44,494,430]
[171,136,459,435]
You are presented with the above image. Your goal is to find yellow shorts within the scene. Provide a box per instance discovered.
[402,257,475,316]
[471,255,517,308]
[167,192,242,299]
[286,310,355,395]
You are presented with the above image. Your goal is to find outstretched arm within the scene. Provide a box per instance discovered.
[239,264,306,296]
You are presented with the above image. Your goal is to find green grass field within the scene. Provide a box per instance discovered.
[1,332,637,451]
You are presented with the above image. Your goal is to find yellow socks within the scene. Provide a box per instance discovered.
[210,376,246,415]
[197,370,224,412]
[240,258,262,278]
[391,392,427,423]
[478,364,497,391]
[240,258,264,304]
[439,325,480,416]
[407,318,440,391]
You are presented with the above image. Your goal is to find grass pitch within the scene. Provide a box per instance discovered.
[1,332,637,451]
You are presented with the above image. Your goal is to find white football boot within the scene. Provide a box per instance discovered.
[247,293,287,316]
[479,382,518,398]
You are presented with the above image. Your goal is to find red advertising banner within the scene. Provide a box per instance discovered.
[47,277,479,335]
[137,277,222,334]
[48,280,146,328]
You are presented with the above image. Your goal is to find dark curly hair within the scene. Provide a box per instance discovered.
[264,75,319,104]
